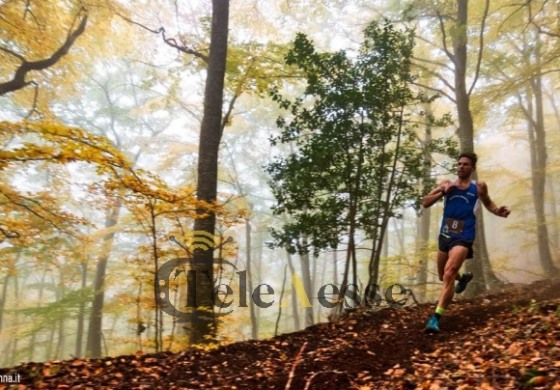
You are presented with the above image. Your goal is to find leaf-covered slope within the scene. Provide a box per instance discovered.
[1,278,559,389]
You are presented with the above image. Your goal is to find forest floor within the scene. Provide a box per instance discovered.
[1,277,560,390]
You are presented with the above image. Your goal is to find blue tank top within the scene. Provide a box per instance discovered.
[440,182,479,240]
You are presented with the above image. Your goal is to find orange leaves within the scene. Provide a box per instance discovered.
[1,279,559,389]
[506,341,524,357]
[1,354,176,389]
[405,300,560,389]
[384,364,406,379]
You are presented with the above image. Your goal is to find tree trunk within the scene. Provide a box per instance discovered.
[28,270,47,361]
[0,274,9,332]
[254,232,263,331]
[318,252,327,323]
[474,210,504,289]
[245,218,258,339]
[299,234,314,328]
[368,108,404,288]
[56,279,66,359]
[75,262,88,357]
[332,250,338,287]
[382,225,389,259]
[0,262,18,365]
[285,251,301,331]
[311,253,318,309]
[513,7,557,275]
[369,214,391,289]
[149,201,163,352]
[274,264,288,336]
[56,309,66,359]
[528,73,556,274]
[136,283,145,352]
[86,199,122,358]
[189,0,229,344]
[416,118,433,301]
[11,275,19,365]
[544,89,560,249]
[452,0,501,295]
[546,178,559,250]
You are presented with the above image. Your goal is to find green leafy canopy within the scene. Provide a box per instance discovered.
[267,20,452,255]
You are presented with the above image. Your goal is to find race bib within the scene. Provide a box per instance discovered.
[444,218,464,234]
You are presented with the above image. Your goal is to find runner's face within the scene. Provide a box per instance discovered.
[456,157,474,179]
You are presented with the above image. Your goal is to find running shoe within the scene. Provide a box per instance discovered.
[425,314,440,334]
[455,272,473,294]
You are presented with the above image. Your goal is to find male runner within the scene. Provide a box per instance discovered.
[422,152,510,333]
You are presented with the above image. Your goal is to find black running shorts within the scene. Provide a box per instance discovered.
[438,233,474,259]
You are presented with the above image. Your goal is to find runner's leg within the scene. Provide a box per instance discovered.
[437,250,448,282]
[437,245,469,310]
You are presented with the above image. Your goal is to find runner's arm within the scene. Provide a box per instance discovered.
[477,181,511,218]
[422,180,451,208]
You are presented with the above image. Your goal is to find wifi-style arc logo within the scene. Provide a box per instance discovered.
[159,233,237,322]
[191,230,215,251]
[168,232,221,255]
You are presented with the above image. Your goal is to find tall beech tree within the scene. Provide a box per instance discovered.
[188,0,229,343]
[403,0,503,294]
[484,0,559,275]
[122,0,288,343]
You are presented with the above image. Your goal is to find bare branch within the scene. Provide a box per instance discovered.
[23,0,41,27]
[0,226,20,239]
[496,0,529,32]
[0,46,25,61]
[411,60,456,93]
[411,80,456,103]
[285,342,308,390]
[221,92,239,134]
[0,8,88,96]
[0,187,70,233]
[515,90,538,129]
[415,34,440,48]
[436,10,455,64]
[221,57,258,132]
[412,55,454,73]
[24,81,40,119]
[468,0,490,96]
[534,24,560,37]
[116,13,209,63]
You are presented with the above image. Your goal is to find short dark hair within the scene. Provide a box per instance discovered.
[458,151,478,167]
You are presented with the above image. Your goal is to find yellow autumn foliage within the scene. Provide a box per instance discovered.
[0,0,136,117]
[0,120,131,171]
